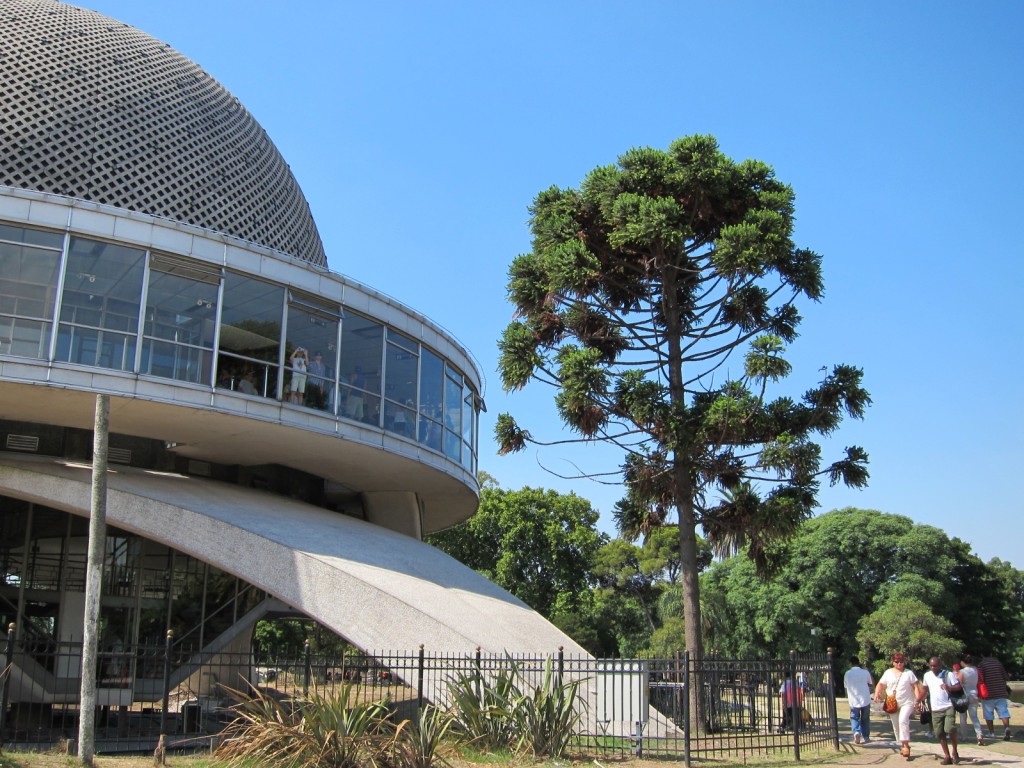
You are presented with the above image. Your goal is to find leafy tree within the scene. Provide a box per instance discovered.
[253,618,309,658]
[985,558,1024,670]
[638,524,711,585]
[593,539,662,632]
[426,484,606,619]
[495,135,870,662]
[857,598,960,672]
[697,507,1023,666]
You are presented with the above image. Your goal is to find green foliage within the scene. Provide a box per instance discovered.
[445,662,519,753]
[394,704,454,768]
[253,618,350,659]
[698,507,1024,668]
[426,485,605,618]
[857,598,961,670]
[495,134,870,658]
[216,683,395,768]
[446,658,583,758]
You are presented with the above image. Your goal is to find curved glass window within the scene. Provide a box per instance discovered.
[216,273,283,399]
[55,237,145,370]
[383,329,417,438]
[285,292,341,412]
[462,387,476,471]
[444,366,463,462]
[141,256,220,384]
[418,348,444,450]
[0,224,63,359]
[0,221,480,472]
[339,314,382,426]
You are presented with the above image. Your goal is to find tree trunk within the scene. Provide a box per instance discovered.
[677,483,706,732]
[79,394,109,766]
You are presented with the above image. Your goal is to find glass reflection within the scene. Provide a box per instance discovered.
[340,314,382,426]
[55,237,145,370]
[419,348,443,447]
[0,224,63,359]
[216,273,283,398]
[2,223,480,468]
[142,263,218,384]
[384,329,417,437]
[285,296,339,411]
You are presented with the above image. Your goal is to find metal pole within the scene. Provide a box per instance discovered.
[683,649,691,768]
[0,622,15,748]
[78,393,109,767]
[790,650,801,761]
[826,647,839,751]
[159,629,173,738]
[416,644,425,712]
[303,640,311,696]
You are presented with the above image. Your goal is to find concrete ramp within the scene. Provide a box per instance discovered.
[0,454,588,657]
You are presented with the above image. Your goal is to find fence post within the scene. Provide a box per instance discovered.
[683,649,691,768]
[159,629,173,739]
[474,646,482,707]
[789,649,801,761]
[303,640,311,696]
[826,647,839,751]
[557,645,564,688]
[0,623,14,748]
[416,644,425,712]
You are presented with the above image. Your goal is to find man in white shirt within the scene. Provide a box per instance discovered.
[844,656,874,744]
[923,656,961,765]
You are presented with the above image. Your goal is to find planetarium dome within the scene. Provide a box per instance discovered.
[0,0,327,266]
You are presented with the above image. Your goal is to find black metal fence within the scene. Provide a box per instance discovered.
[0,637,838,760]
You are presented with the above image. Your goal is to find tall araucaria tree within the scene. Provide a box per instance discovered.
[495,135,871,664]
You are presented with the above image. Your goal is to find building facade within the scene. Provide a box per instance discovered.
[0,0,584,726]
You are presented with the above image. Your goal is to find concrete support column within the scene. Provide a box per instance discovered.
[361,492,422,540]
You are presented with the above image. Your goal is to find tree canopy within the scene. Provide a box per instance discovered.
[495,134,870,659]
[426,482,606,619]
[698,507,1024,668]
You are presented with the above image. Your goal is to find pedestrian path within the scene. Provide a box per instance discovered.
[832,734,1024,766]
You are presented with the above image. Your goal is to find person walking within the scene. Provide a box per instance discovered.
[874,652,924,760]
[845,656,874,744]
[923,656,961,765]
[977,651,1013,740]
[958,654,985,745]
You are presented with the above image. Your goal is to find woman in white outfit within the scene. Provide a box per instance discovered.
[873,652,924,759]
[958,654,985,745]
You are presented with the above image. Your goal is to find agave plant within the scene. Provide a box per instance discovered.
[445,659,520,753]
[446,656,584,759]
[513,658,583,758]
[302,686,395,768]
[216,682,395,768]
[394,703,455,768]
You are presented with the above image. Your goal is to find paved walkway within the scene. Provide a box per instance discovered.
[831,733,1024,766]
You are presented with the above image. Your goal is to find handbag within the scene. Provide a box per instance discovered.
[920,701,932,725]
[978,669,990,700]
[883,670,903,713]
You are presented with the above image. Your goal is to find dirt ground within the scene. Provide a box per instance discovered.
[4,733,1023,768]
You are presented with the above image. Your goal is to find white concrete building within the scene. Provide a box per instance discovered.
[0,0,585,721]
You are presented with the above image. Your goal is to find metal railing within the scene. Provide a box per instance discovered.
[0,636,838,760]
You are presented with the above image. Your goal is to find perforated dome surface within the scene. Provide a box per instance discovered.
[0,0,327,267]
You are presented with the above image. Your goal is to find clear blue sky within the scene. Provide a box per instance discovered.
[83,1,1023,567]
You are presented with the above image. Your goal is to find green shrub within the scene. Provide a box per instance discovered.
[395,703,454,768]
[216,683,395,768]
[446,657,584,758]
